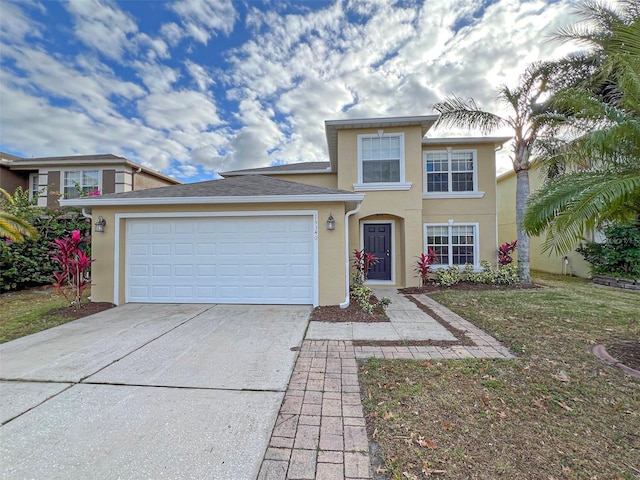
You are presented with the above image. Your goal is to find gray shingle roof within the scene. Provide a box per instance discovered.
[94,175,354,199]
[221,161,330,176]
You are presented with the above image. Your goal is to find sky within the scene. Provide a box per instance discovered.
[0,0,580,183]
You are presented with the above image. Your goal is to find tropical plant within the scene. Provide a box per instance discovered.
[414,248,437,286]
[523,1,640,253]
[0,187,37,242]
[51,229,94,307]
[433,62,555,284]
[498,240,518,265]
[352,248,378,282]
[576,222,640,279]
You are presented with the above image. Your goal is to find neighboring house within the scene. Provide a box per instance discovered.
[497,166,595,277]
[0,152,181,208]
[62,116,509,307]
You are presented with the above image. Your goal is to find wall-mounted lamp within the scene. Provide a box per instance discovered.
[95,216,106,233]
[326,213,336,231]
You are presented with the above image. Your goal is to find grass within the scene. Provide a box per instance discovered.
[0,287,82,343]
[359,272,640,479]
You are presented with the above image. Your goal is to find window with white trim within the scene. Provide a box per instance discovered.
[357,133,405,185]
[29,173,39,200]
[424,223,478,267]
[63,170,99,198]
[424,149,477,194]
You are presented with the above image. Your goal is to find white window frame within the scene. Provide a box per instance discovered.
[63,169,101,199]
[354,132,412,191]
[423,148,483,198]
[424,221,479,269]
[28,173,40,200]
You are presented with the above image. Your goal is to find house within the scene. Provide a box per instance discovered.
[61,116,509,307]
[497,166,593,277]
[0,152,181,208]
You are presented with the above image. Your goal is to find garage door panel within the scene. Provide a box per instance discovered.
[126,216,315,304]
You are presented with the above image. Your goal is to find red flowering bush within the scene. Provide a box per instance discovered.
[415,248,438,286]
[498,240,518,265]
[51,229,93,307]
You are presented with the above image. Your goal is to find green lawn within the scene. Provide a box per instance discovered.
[0,287,82,343]
[360,272,640,479]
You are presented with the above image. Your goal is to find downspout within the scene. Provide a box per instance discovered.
[82,208,93,220]
[340,201,363,309]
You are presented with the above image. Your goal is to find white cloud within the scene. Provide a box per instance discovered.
[137,90,222,132]
[169,0,237,44]
[65,0,138,61]
[185,61,215,92]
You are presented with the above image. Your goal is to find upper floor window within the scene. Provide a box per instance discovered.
[63,170,99,198]
[423,149,482,198]
[355,133,411,191]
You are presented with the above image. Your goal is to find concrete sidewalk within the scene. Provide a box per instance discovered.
[259,292,515,479]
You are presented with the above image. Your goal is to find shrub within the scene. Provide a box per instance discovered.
[352,248,378,282]
[433,262,519,287]
[577,222,640,279]
[51,230,94,306]
[349,272,391,314]
[498,240,517,265]
[414,248,437,286]
[0,205,91,292]
[433,265,462,287]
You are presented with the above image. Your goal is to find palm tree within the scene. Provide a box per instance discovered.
[0,188,38,243]
[522,2,640,253]
[433,62,554,284]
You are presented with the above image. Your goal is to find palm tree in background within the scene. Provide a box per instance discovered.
[0,188,38,243]
[522,1,640,253]
[432,62,554,284]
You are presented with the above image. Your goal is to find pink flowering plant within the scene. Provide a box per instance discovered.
[415,248,438,286]
[51,229,93,307]
[352,248,378,282]
[498,240,518,265]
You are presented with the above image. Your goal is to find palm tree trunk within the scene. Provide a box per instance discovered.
[516,168,532,284]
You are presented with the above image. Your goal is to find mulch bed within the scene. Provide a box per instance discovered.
[400,282,540,294]
[607,340,640,371]
[311,295,389,323]
[44,302,115,321]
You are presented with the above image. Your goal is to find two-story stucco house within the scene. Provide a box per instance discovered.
[62,116,509,307]
[0,152,181,208]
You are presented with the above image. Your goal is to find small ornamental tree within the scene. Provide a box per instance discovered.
[415,248,438,286]
[498,240,518,265]
[51,230,93,307]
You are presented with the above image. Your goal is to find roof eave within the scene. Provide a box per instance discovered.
[422,136,512,147]
[60,193,365,208]
[222,168,333,176]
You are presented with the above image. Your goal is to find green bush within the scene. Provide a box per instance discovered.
[433,262,519,287]
[576,222,640,279]
[0,194,91,292]
[349,273,391,314]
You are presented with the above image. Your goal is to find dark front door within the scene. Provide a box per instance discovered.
[363,223,392,281]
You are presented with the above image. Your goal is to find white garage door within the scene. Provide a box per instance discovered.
[125,216,315,304]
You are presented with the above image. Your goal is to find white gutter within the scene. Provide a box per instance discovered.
[339,201,363,309]
[60,193,365,208]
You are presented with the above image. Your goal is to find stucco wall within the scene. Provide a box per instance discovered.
[90,202,347,306]
[264,173,338,189]
[497,167,591,277]
[132,171,178,190]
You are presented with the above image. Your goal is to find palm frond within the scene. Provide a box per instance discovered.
[523,169,640,253]
[0,211,38,243]
[432,95,507,134]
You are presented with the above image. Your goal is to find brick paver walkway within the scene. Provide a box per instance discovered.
[258,294,515,479]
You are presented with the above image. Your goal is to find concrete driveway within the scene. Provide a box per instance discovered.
[0,303,310,479]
